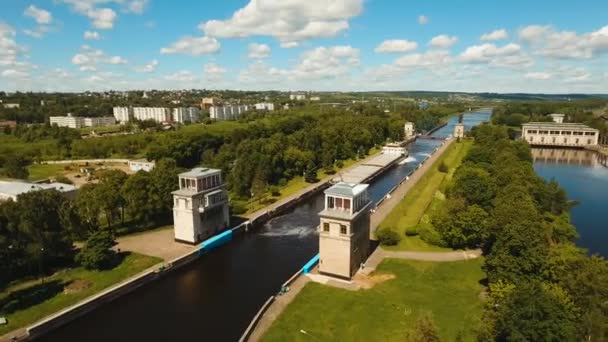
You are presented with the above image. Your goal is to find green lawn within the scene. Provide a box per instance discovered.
[243,147,381,216]
[263,258,485,342]
[0,253,161,335]
[379,140,473,251]
[26,164,68,181]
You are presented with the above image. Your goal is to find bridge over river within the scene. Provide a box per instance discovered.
[38,110,492,342]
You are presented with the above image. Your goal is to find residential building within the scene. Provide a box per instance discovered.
[318,182,371,279]
[201,97,220,109]
[0,180,77,202]
[172,167,230,244]
[310,96,321,101]
[83,116,116,127]
[128,159,156,172]
[522,122,600,147]
[172,107,202,123]
[549,113,565,123]
[132,107,171,123]
[254,102,275,111]
[404,122,415,139]
[0,121,17,130]
[2,103,20,109]
[113,106,132,123]
[50,114,84,129]
[209,105,249,121]
[290,94,306,101]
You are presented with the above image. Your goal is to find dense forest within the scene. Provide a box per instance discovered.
[410,125,607,340]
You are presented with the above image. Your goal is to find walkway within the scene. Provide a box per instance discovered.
[115,228,195,261]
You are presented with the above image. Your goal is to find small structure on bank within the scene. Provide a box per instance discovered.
[404,122,416,139]
[318,182,371,279]
[172,167,230,244]
[454,114,465,139]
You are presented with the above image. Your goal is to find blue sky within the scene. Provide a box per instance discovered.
[0,0,607,93]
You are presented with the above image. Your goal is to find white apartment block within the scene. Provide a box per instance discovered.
[522,123,600,147]
[209,105,250,121]
[254,102,275,111]
[50,115,84,129]
[290,94,306,101]
[84,116,116,127]
[133,107,171,123]
[172,107,202,124]
[113,107,132,123]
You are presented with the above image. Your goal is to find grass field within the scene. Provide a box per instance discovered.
[243,147,381,216]
[26,164,67,181]
[263,258,485,342]
[0,253,161,335]
[379,139,473,251]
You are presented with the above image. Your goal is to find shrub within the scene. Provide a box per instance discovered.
[278,178,287,187]
[268,185,281,197]
[405,227,419,236]
[438,161,449,173]
[418,225,444,246]
[55,175,73,184]
[230,200,247,215]
[76,230,117,270]
[336,160,344,169]
[377,228,401,246]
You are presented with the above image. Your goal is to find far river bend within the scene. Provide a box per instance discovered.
[532,147,608,257]
[39,110,491,342]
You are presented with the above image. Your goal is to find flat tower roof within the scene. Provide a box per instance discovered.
[325,182,369,198]
[522,122,599,131]
[179,167,221,178]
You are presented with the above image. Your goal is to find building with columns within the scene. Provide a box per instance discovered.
[172,168,230,244]
[318,182,371,279]
[522,122,599,147]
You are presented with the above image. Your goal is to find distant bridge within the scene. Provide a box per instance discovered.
[417,135,448,141]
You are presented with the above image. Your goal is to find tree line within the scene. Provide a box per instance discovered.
[416,125,606,340]
[0,159,181,288]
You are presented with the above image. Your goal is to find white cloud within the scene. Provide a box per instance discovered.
[458,43,532,68]
[524,72,552,80]
[136,59,158,73]
[0,22,25,67]
[160,36,220,56]
[58,1,149,29]
[394,50,451,68]
[429,35,458,48]
[418,15,428,25]
[291,45,360,80]
[1,69,29,79]
[24,5,53,25]
[23,26,52,39]
[239,61,287,83]
[126,0,149,14]
[481,29,508,41]
[248,43,271,59]
[71,45,128,71]
[375,39,418,53]
[204,63,226,82]
[165,70,196,82]
[281,41,299,48]
[519,24,608,59]
[84,31,102,40]
[199,0,363,46]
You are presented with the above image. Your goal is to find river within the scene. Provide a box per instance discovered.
[40,110,492,342]
[532,148,608,257]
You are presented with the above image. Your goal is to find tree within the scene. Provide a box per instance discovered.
[76,230,117,270]
[449,166,495,209]
[96,170,128,231]
[148,158,181,214]
[122,171,156,227]
[304,161,317,183]
[377,227,401,246]
[433,200,489,249]
[405,314,441,342]
[2,155,29,179]
[492,282,578,342]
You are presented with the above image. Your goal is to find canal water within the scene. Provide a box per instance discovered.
[40,110,491,342]
[533,148,608,257]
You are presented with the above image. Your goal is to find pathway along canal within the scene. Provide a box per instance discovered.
[533,147,608,257]
[40,110,491,342]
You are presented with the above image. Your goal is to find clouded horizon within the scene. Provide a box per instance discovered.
[1,0,607,93]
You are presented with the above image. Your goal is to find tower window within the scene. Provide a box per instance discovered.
[340,224,347,235]
[323,223,329,232]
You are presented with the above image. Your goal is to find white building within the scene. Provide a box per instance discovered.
[113,107,132,123]
[290,94,306,101]
[50,114,84,129]
[382,143,407,156]
[133,107,171,123]
[254,102,275,111]
[2,103,20,109]
[128,159,156,172]
[310,96,321,101]
[209,105,249,121]
[172,168,230,244]
[201,97,219,109]
[172,107,202,124]
[83,116,116,127]
[0,180,77,202]
[549,113,565,124]
[318,182,371,279]
[522,122,600,147]
[404,122,415,139]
